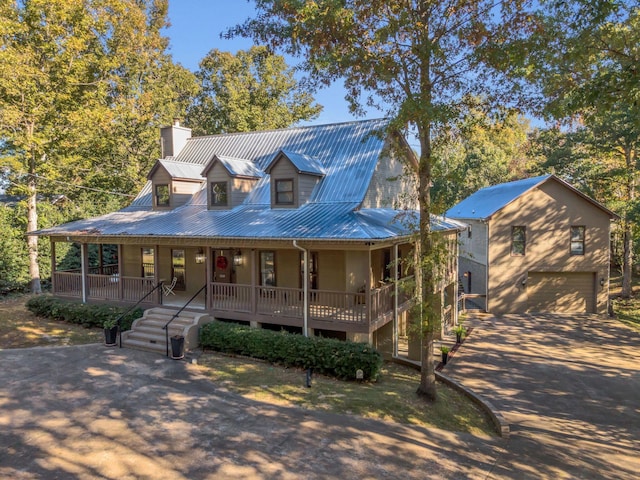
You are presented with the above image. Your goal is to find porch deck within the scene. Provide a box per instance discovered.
[52,272,413,334]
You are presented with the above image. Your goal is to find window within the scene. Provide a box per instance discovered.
[275,179,294,205]
[511,226,526,256]
[155,184,170,206]
[570,226,585,256]
[141,248,155,277]
[468,226,472,239]
[210,181,228,207]
[260,251,276,286]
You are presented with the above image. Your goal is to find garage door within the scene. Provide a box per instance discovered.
[527,272,595,313]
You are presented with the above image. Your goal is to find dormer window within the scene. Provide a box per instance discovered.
[210,182,228,207]
[275,179,294,205]
[155,184,170,207]
[265,150,325,209]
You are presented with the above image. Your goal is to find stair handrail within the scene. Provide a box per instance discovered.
[163,283,207,357]
[117,281,164,347]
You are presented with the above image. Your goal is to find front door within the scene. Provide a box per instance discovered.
[214,250,232,283]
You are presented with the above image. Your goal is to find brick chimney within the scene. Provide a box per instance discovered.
[160,118,191,158]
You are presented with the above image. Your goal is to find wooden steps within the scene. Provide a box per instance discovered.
[120,307,212,355]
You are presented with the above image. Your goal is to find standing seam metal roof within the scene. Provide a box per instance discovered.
[34,119,465,241]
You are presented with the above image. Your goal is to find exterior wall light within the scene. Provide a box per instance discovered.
[600,278,605,287]
[233,250,243,267]
[195,248,206,264]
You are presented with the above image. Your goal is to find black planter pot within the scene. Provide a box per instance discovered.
[441,352,449,365]
[170,335,185,359]
[104,326,118,346]
[456,333,462,344]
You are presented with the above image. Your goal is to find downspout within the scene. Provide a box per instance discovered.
[293,240,309,337]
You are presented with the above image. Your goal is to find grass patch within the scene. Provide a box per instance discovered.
[0,294,102,349]
[610,274,640,330]
[197,352,495,437]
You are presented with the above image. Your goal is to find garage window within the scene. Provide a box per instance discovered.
[570,226,585,256]
[511,226,526,256]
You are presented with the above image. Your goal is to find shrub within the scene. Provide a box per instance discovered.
[26,295,142,331]
[200,321,383,381]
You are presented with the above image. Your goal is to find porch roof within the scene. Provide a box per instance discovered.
[32,202,462,242]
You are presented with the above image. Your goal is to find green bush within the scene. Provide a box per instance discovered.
[199,321,383,381]
[26,295,143,331]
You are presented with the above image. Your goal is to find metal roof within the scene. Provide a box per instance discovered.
[445,174,618,221]
[34,119,463,242]
[212,155,264,178]
[35,202,461,241]
[265,150,325,176]
[445,175,551,220]
[147,159,205,181]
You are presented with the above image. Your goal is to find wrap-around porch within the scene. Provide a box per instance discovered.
[50,241,417,337]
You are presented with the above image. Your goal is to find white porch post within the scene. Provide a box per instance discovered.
[393,243,399,357]
[117,244,124,300]
[50,239,56,294]
[250,249,257,316]
[80,243,88,303]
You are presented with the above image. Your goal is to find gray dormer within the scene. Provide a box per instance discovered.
[201,155,263,209]
[264,150,325,208]
[147,159,204,210]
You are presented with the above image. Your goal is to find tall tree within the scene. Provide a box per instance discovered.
[229,0,533,399]
[0,0,195,292]
[523,1,639,296]
[185,46,321,135]
[432,105,532,212]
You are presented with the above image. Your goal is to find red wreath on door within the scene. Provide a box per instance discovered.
[216,255,228,270]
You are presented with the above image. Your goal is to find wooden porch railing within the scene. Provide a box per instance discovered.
[54,272,156,304]
[53,272,414,326]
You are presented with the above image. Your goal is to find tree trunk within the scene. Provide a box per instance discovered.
[621,147,635,299]
[621,223,633,298]
[27,150,41,294]
[416,123,438,401]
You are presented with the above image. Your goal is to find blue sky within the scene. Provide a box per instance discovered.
[165,0,373,126]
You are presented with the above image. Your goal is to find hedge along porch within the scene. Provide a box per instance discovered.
[37,119,464,360]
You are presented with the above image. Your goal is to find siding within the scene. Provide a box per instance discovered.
[488,181,611,314]
[361,141,417,210]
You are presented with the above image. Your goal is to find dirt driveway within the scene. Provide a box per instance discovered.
[445,313,640,480]
[0,344,501,480]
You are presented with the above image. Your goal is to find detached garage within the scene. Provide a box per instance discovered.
[446,175,618,315]
[527,272,596,314]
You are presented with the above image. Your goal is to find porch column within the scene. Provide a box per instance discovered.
[393,243,398,357]
[366,247,372,325]
[117,244,124,300]
[98,243,104,275]
[50,239,56,294]
[206,246,212,309]
[80,243,89,303]
[250,249,257,317]
[154,244,161,304]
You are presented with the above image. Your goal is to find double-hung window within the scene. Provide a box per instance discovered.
[210,181,228,207]
[275,179,294,205]
[155,184,170,207]
[511,226,526,256]
[570,226,585,256]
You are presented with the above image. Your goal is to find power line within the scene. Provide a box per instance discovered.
[27,174,137,198]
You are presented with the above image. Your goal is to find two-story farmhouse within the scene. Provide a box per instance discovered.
[446,175,618,315]
[34,119,463,358]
